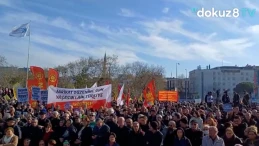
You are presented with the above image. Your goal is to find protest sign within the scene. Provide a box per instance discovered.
[48,84,112,109]
[17,88,28,103]
[40,90,48,103]
[32,87,41,100]
[223,103,232,112]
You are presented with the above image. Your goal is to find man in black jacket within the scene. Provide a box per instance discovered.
[115,117,130,146]
[185,120,203,146]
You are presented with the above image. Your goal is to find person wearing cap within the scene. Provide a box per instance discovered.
[243,126,259,146]
[185,119,203,146]
[38,111,49,127]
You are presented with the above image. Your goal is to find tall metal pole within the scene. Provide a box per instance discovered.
[175,63,179,91]
[185,69,187,101]
[25,22,31,88]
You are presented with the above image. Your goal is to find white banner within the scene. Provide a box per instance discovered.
[47,84,112,104]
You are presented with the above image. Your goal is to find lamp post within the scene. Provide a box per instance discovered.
[175,63,180,91]
[185,69,187,101]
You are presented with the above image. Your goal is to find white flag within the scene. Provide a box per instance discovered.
[117,84,124,106]
[91,82,97,88]
[9,23,30,37]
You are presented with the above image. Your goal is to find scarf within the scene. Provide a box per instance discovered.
[3,135,14,144]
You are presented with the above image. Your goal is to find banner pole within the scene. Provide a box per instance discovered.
[26,22,31,88]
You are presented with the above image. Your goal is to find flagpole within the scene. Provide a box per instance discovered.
[25,22,31,88]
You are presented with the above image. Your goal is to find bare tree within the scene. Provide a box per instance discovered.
[0,55,7,67]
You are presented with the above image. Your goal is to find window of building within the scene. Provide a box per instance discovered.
[218,72,220,75]
[213,72,216,75]
[246,73,248,75]
[246,78,249,81]
[213,77,216,80]
[233,83,235,86]
[222,83,225,86]
[241,72,243,75]
[232,73,235,75]
[232,77,235,80]
[228,77,230,80]
[223,77,225,80]
[218,82,221,85]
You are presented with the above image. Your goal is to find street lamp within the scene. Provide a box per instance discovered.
[185,69,187,101]
[175,63,180,91]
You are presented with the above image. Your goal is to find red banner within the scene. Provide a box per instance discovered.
[55,100,106,110]
[27,79,38,107]
[30,66,47,89]
[48,68,59,87]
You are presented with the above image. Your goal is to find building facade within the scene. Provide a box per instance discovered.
[189,66,255,101]
[165,77,190,98]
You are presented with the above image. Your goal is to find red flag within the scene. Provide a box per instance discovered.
[126,88,130,106]
[48,68,59,87]
[143,79,155,106]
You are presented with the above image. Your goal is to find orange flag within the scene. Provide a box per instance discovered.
[27,79,38,107]
[48,68,59,87]
[143,79,156,106]
[30,66,47,89]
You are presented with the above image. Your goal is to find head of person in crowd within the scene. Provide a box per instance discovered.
[126,118,133,128]
[39,140,45,146]
[179,118,188,128]
[209,126,219,139]
[149,121,159,133]
[52,111,59,119]
[23,138,31,146]
[190,120,198,131]
[117,117,125,127]
[173,112,181,122]
[156,114,162,122]
[5,127,15,137]
[82,116,90,126]
[109,132,117,144]
[6,118,16,127]
[150,109,156,116]
[63,113,70,121]
[65,119,73,128]
[96,118,104,128]
[63,140,70,146]
[247,126,258,140]
[168,120,176,130]
[203,124,210,136]
[48,139,56,146]
[233,116,242,126]
[225,128,235,139]
[138,114,147,125]
[132,122,140,132]
[205,117,217,126]
[32,118,38,127]
[176,127,185,139]
[244,127,250,138]
[44,123,53,133]
[39,111,47,120]
[89,112,96,121]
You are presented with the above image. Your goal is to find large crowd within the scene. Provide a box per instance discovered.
[0,87,259,146]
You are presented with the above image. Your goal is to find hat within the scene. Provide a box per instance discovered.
[6,117,15,122]
[39,111,46,115]
[190,119,198,124]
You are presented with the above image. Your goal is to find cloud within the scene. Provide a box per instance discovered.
[162,7,170,14]
[244,0,259,10]
[118,8,136,17]
[246,25,259,34]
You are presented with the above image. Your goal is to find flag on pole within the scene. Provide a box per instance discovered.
[117,84,124,106]
[91,82,97,88]
[9,23,30,37]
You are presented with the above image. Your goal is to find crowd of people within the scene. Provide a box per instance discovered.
[0,87,259,146]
